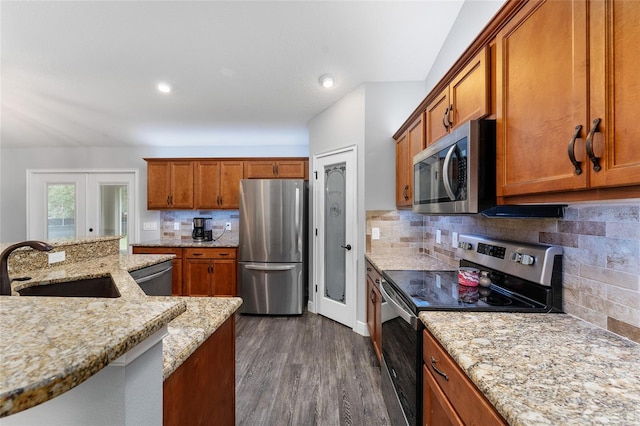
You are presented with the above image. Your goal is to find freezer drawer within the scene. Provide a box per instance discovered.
[239,262,304,315]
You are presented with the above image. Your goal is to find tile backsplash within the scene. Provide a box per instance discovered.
[159,210,239,240]
[367,202,640,343]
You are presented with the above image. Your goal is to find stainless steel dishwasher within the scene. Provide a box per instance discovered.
[129,260,173,296]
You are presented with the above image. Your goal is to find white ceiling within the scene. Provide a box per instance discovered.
[1,1,470,149]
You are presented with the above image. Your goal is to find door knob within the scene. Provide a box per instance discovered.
[341,244,352,251]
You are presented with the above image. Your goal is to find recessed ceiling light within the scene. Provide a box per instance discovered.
[157,82,172,94]
[319,74,335,89]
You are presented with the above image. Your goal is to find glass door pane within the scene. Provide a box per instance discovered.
[47,183,76,240]
[324,162,347,303]
[100,184,128,251]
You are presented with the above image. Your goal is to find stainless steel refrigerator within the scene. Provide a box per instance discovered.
[238,179,307,315]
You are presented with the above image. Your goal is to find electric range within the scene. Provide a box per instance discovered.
[378,234,563,426]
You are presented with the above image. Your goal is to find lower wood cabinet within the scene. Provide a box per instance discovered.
[131,246,184,295]
[163,315,235,426]
[183,248,237,297]
[423,329,505,426]
[365,259,382,362]
[132,246,237,297]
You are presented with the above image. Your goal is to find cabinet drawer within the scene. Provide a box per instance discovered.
[184,248,236,259]
[132,246,183,258]
[365,259,382,290]
[423,329,506,426]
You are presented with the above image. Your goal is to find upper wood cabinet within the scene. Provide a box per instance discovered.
[244,159,306,179]
[147,160,194,209]
[194,160,244,209]
[426,46,490,146]
[395,113,425,208]
[496,0,640,202]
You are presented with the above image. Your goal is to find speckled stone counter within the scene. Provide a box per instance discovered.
[131,232,239,248]
[419,312,640,425]
[1,249,242,418]
[365,252,455,272]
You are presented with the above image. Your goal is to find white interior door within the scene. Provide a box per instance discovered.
[314,146,357,329]
[28,170,137,251]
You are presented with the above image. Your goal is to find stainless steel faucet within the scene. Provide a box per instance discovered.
[0,241,54,296]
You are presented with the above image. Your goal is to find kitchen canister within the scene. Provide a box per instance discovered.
[479,271,492,287]
[458,267,480,287]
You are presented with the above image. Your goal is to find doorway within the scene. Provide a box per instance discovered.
[313,146,357,329]
[27,170,137,252]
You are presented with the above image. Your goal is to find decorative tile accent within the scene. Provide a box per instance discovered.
[159,210,240,240]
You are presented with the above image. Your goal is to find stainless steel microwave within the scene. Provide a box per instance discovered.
[412,119,496,214]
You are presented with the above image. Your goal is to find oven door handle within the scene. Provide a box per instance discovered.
[380,280,419,329]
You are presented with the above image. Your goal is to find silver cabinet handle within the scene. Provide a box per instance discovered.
[133,265,173,284]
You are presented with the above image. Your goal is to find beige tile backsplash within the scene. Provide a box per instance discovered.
[160,210,240,240]
[367,202,640,343]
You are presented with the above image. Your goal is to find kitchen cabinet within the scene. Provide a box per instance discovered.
[244,159,307,179]
[131,246,183,296]
[495,0,640,203]
[365,259,382,362]
[146,160,194,209]
[164,315,235,426]
[183,248,237,296]
[395,113,425,208]
[194,160,244,209]
[423,329,505,426]
[425,46,489,146]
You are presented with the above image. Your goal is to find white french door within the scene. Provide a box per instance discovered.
[313,146,357,329]
[27,170,137,251]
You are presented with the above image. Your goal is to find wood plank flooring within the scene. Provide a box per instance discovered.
[235,311,390,426]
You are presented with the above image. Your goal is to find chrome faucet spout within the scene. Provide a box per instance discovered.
[0,241,54,296]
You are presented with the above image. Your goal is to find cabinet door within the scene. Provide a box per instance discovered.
[194,160,222,209]
[423,365,463,426]
[496,0,589,198]
[450,46,489,129]
[407,113,425,202]
[426,88,450,146]
[170,161,194,208]
[275,160,306,178]
[219,161,244,208]
[212,259,237,296]
[395,132,410,207]
[366,277,375,341]
[589,0,640,189]
[373,284,382,361]
[184,259,213,296]
[147,161,171,209]
[171,258,183,296]
[244,161,276,178]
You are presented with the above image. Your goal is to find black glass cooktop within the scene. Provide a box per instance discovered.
[382,269,545,313]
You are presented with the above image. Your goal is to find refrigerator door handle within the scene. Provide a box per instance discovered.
[295,187,301,255]
[244,264,297,271]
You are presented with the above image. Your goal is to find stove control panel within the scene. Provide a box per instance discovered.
[458,234,562,286]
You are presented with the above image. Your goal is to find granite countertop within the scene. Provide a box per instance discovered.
[132,232,239,248]
[419,312,640,425]
[0,253,242,418]
[365,252,455,272]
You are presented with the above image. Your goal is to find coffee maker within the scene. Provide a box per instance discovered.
[192,217,212,241]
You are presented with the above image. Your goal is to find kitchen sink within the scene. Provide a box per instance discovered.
[17,276,121,298]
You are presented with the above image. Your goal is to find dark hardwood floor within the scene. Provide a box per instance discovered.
[235,311,390,426]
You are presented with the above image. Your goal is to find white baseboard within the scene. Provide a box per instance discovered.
[354,320,369,337]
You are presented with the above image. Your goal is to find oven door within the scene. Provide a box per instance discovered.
[379,279,422,426]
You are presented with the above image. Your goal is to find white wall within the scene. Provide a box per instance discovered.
[424,0,506,93]
[0,144,307,243]
[308,81,426,333]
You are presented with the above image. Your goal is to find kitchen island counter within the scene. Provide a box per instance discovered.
[419,311,640,425]
[1,246,241,419]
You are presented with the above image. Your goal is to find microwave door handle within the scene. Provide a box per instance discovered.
[442,144,458,201]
